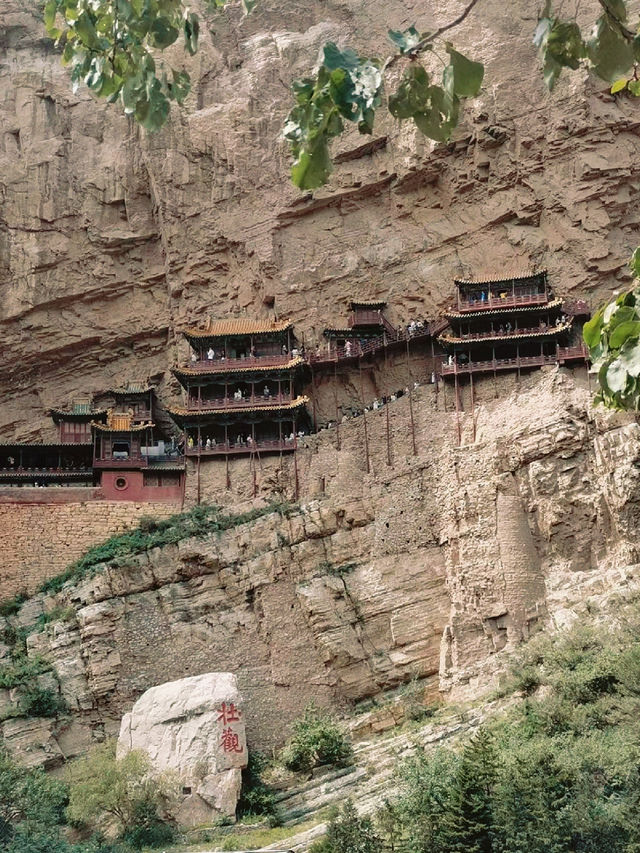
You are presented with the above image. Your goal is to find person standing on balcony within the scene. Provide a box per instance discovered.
[207,347,215,360]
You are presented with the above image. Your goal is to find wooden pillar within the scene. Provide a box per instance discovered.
[470,371,476,444]
[310,362,317,430]
[197,452,201,505]
[405,337,416,456]
[359,357,370,474]
[454,368,461,446]
[334,360,340,450]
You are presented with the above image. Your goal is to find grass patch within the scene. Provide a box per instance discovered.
[34,499,293,596]
[0,591,28,617]
[178,815,324,852]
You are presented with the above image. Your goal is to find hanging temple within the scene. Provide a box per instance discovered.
[0,272,590,501]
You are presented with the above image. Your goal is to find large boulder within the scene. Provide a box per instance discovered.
[117,672,248,826]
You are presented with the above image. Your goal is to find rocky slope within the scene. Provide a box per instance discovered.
[1,0,640,435]
[5,368,640,767]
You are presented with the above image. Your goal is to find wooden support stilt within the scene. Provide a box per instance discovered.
[294,448,299,499]
[310,362,317,430]
[197,452,201,505]
[470,370,476,443]
[359,357,371,474]
[406,337,417,456]
[334,359,341,450]
[385,400,392,466]
[454,369,461,447]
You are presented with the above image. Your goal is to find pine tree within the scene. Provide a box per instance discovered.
[440,728,496,853]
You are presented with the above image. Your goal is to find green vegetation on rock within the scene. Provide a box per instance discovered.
[281,703,354,773]
[36,499,291,595]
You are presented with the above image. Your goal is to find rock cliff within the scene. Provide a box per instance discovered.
[5,368,640,767]
[1,0,640,436]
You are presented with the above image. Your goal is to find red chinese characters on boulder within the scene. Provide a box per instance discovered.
[221,726,243,753]
[217,702,244,754]
[217,702,241,725]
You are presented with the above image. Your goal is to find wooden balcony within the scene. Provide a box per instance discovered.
[93,455,148,468]
[457,292,549,313]
[185,393,293,411]
[186,354,296,373]
[309,323,432,365]
[0,468,92,479]
[440,346,588,377]
[185,439,297,456]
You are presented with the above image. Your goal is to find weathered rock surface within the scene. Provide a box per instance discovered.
[117,672,247,826]
[1,0,639,438]
[3,368,637,767]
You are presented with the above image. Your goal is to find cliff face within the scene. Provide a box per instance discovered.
[1,0,640,436]
[7,369,640,767]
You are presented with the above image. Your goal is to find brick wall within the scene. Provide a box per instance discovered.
[0,493,178,599]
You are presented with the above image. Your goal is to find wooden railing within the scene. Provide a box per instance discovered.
[0,467,91,477]
[349,309,385,327]
[440,347,588,377]
[308,322,432,365]
[185,439,297,456]
[187,354,296,372]
[443,322,570,342]
[186,393,292,410]
[93,455,148,468]
[457,292,549,312]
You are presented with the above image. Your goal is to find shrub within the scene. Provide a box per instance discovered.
[281,704,353,773]
[66,740,177,839]
[120,799,177,849]
[18,686,66,718]
[0,591,27,617]
[237,751,280,820]
[310,800,383,853]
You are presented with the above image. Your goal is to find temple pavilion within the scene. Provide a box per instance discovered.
[168,317,310,454]
[438,271,589,378]
[321,300,396,359]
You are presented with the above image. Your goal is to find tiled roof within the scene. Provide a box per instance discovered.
[48,408,108,420]
[349,300,387,308]
[0,442,92,448]
[167,396,309,417]
[454,270,547,286]
[91,420,154,432]
[439,322,571,346]
[108,384,153,395]
[172,356,305,377]
[183,318,293,339]
[444,298,562,319]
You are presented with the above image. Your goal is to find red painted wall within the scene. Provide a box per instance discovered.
[99,470,184,503]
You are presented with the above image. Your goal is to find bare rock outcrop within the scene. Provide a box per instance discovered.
[117,672,247,826]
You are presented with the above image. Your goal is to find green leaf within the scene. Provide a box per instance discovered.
[183,12,199,55]
[630,247,640,278]
[444,45,484,97]
[583,313,604,348]
[611,78,628,93]
[291,137,333,190]
[543,52,564,89]
[546,21,586,69]
[387,25,421,54]
[606,358,628,392]
[628,79,640,96]
[150,16,179,49]
[609,321,640,349]
[388,65,430,119]
[533,17,553,49]
[170,69,191,104]
[323,42,360,72]
[241,0,257,13]
[587,15,634,83]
